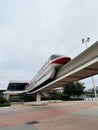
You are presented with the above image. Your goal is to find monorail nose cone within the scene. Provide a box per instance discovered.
[52,57,71,64]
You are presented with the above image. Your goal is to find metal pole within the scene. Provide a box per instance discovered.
[85,41,88,48]
[92,76,97,101]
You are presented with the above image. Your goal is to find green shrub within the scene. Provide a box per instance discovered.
[62,98,84,101]
[20,93,36,102]
[0,95,11,107]
[0,102,11,107]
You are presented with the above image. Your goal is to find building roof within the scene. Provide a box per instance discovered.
[7,80,29,91]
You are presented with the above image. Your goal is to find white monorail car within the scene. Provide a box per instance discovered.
[26,54,71,92]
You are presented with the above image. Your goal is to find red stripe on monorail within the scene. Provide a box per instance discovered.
[51,57,71,64]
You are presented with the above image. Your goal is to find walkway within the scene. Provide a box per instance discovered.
[0,101,98,130]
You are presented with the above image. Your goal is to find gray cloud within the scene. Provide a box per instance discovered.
[0,0,98,89]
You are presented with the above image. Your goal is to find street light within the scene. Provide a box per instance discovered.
[82,37,97,102]
[82,37,90,48]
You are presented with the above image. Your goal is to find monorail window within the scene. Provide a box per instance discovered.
[50,54,62,60]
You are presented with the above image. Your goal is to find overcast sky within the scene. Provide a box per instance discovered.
[0,0,98,90]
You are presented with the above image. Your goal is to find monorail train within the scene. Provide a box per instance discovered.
[26,54,71,92]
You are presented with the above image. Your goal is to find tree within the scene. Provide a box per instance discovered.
[41,90,62,100]
[63,82,85,99]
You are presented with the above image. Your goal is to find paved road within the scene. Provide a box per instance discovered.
[0,101,98,130]
[0,124,37,130]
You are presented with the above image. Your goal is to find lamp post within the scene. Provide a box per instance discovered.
[82,37,97,102]
[82,37,90,48]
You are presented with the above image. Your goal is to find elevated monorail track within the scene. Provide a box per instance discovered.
[4,41,98,96]
[30,41,98,93]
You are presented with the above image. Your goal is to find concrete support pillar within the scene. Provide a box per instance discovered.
[4,93,10,101]
[36,93,41,103]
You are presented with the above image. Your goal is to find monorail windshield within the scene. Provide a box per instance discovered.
[50,54,63,60]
